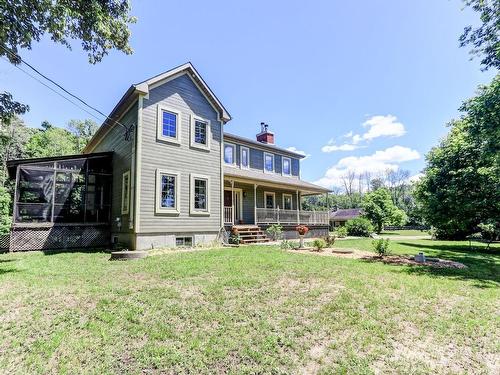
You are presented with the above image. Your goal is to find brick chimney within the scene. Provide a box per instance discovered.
[256,122,275,145]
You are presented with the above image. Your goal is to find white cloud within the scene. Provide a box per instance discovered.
[286,146,310,159]
[408,173,424,183]
[314,146,420,189]
[321,115,406,153]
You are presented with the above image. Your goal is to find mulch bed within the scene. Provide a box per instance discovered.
[290,248,467,269]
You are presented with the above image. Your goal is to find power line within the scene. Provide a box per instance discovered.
[0,43,127,130]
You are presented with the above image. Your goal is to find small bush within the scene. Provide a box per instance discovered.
[266,224,283,241]
[345,217,373,237]
[335,226,348,238]
[312,238,326,251]
[280,239,294,250]
[372,238,390,257]
[229,228,240,245]
[324,234,336,247]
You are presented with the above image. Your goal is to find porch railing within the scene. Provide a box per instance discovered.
[224,206,233,225]
[256,208,329,225]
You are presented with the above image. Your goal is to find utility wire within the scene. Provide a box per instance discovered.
[0,44,127,129]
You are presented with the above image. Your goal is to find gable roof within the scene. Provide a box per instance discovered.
[330,208,363,221]
[84,62,231,153]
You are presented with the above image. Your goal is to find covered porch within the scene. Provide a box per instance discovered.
[223,174,330,229]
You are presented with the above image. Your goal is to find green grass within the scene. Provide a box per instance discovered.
[0,240,498,374]
[379,229,429,236]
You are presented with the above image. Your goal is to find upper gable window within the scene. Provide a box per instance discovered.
[282,157,291,176]
[190,116,211,151]
[157,105,181,144]
[224,143,236,165]
[264,153,274,173]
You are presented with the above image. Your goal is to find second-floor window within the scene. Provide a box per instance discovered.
[224,143,236,165]
[191,116,210,150]
[282,157,291,176]
[240,147,249,169]
[264,153,274,173]
[157,105,181,144]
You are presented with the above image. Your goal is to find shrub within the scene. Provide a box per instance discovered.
[372,238,391,257]
[478,221,500,249]
[324,234,336,247]
[296,225,309,236]
[266,224,283,241]
[280,239,294,250]
[335,226,348,238]
[345,217,373,237]
[229,228,240,245]
[312,238,326,251]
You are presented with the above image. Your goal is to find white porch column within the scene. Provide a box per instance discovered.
[231,180,235,225]
[254,184,257,225]
[296,189,300,224]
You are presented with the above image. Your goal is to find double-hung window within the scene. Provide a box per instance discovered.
[224,143,236,165]
[282,157,291,176]
[155,169,179,214]
[283,194,293,210]
[190,116,210,150]
[157,105,181,144]
[264,153,274,173]
[264,192,275,209]
[240,146,249,169]
[190,174,210,215]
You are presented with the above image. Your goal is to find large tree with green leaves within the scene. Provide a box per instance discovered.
[361,188,407,233]
[0,0,136,122]
[415,77,500,239]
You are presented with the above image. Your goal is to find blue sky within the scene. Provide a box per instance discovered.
[0,0,495,188]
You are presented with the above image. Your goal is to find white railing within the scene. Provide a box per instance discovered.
[224,206,233,224]
[256,208,329,225]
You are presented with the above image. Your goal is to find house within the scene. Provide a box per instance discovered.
[330,208,363,228]
[6,63,330,251]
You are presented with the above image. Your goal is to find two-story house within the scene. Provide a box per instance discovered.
[6,63,329,251]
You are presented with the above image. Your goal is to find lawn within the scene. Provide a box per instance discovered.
[0,239,498,374]
[378,229,429,236]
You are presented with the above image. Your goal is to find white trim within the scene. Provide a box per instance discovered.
[190,173,211,216]
[156,104,181,145]
[223,142,237,166]
[224,187,243,222]
[282,157,292,176]
[121,171,130,215]
[190,115,211,151]
[134,95,144,234]
[264,191,276,209]
[155,169,180,215]
[264,152,275,174]
[282,193,293,210]
[240,146,250,170]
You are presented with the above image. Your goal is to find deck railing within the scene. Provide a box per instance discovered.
[256,208,329,225]
[224,206,233,225]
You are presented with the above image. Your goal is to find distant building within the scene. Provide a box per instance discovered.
[330,208,363,227]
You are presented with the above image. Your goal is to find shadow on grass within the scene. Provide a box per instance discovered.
[0,268,19,275]
[42,247,110,256]
[393,241,500,288]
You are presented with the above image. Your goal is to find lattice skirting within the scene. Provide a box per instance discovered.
[10,225,111,252]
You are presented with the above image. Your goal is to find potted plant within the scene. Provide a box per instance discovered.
[296,225,309,249]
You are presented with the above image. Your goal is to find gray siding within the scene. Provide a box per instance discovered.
[93,102,138,242]
[139,74,222,233]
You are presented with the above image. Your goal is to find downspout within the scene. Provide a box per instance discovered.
[220,116,224,229]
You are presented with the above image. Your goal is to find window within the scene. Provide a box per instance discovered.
[190,174,210,215]
[240,146,249,169]
[283,194,293,210]
[282,157,291,176]
[155,169,179,214]
[224,143,236,165]
[176,236,193,247]
[157,105,181,144]
[190,116,210,150]
[264,153,274,173]
[264,192,275,209]
[121,171,130,214]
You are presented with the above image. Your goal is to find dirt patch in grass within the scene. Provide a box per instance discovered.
[289,248,467,269]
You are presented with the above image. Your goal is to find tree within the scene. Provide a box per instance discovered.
[415,78,500,239]
[67,119,99,152]
[0,185,11,234]
[362,188,407,233]
[459,0,500,70]
[0,0,136,123]
[25,125,78,158]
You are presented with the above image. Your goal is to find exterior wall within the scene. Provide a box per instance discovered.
[93,103,138,248]
[225,140,301,179]
[136,232,218,250]
[138,74,223,242]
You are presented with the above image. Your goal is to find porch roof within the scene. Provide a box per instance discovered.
[224,168,330,195]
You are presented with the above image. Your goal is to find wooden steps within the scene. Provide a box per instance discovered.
[232,225,270,244]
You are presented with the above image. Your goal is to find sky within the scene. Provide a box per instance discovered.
[0,0,496,189]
